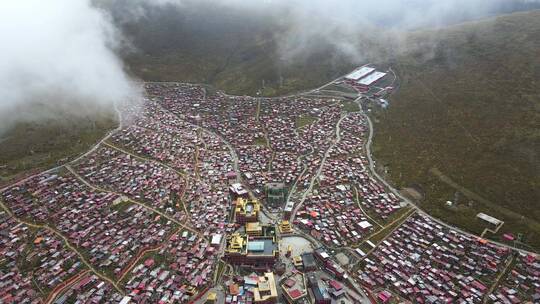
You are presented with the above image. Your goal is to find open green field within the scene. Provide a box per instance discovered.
[341,101,360,113]
[295,115,318,129]
[372,10,540,250]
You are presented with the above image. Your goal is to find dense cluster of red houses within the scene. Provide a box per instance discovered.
[0,212,85,303]
[111,99,237,237]
[0,82,538,303]
[149,83,347,200]
[489,253,540,303]
[1,172,175,278]
[124,230,217,303]
[356,214,530,303]
[295,186,376,247]
[73,146,186,221]
[293,112,403,248]
[54,274,122,304]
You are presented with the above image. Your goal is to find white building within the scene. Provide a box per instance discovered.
[345,66,375,80]
[357,71,387,86]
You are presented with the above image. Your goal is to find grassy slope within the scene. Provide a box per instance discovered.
[127,40,354,97]
[0,106,116,184]
[372,10,540,249]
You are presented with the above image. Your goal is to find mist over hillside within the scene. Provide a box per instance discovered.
[103,0,540,95]
[0,1,141,136]
[2,0,539,129]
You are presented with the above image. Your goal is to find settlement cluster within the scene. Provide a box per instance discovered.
[0,67,538,304]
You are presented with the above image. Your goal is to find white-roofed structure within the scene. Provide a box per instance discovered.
[284,201,294,213]
[477,212,504,227]
[358,221,373,230]
[355,248,366,257]
[119,297,132,304]
[230,183,248,196]
[357,71,387,86]
[319,251,330,259]
[211,234,222,246]
[345,67,375,80]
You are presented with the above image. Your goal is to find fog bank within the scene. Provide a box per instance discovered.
[0,0,140,134]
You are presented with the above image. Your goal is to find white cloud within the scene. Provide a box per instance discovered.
[0,0,140,132]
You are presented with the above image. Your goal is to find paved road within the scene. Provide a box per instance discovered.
[192,287,225,304]
[44,270,91,304]
[281,110,372,303]
[156,103,241,180]
[103,141,191,180]
[285,125,315,204]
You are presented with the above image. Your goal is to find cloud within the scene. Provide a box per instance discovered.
[0,0,140,134]
[263,0,539,62]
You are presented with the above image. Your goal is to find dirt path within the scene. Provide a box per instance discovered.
[0,200,125,296]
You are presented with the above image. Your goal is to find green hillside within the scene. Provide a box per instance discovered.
[372,10,540,249]
[120,4,356,96]
[0,104,116,185]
